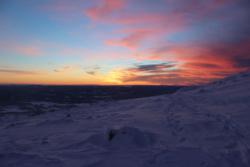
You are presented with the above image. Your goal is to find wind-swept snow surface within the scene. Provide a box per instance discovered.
[1,72,250,167]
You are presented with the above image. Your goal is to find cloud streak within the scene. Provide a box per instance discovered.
[0,69,41,75]
[128,63,176,74]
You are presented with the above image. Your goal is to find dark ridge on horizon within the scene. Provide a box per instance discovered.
[0,85,184,106]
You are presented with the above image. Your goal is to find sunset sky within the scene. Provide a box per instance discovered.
[0,0,249,85]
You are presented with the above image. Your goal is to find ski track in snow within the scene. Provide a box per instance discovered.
[0,71,250,167]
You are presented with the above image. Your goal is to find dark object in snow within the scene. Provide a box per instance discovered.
[108,130,116,141]
[41,137,49,144]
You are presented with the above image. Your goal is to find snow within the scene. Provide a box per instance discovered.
[1,71,250,167]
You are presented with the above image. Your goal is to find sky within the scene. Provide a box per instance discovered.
[0,0,250,85]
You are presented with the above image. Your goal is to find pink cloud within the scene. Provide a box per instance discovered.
[111,12,183,25]
[14,45,42,57]
[105,28,159,50]
[0,41,88,58]
[0,42,43,57]
[104,13,185,49]
[84,2,188,50]
[84,0,237,51]
[84,0,125,20]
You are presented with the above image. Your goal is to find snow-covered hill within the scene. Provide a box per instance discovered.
[1,71,250,167]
